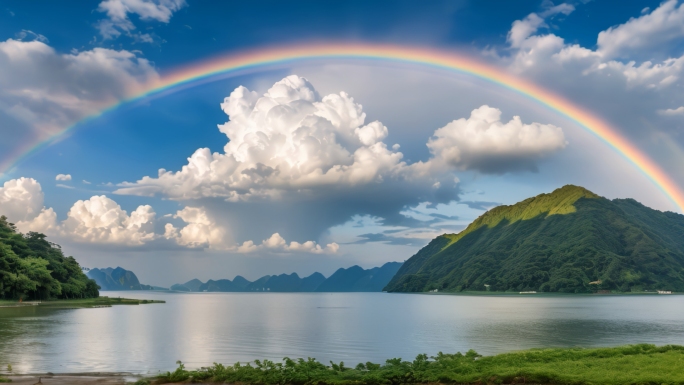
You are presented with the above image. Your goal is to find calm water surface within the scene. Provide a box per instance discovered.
[1,292,683,374]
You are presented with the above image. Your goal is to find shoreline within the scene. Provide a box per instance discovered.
[3,374,136,384]
[5,345,683,385]
[96,289,682,296]
[413,290,683,296]
[0,296,165,309]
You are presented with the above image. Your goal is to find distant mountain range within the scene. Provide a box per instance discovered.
[385,185,684,293]
[87,267,167,291]
[171,262,403,292]
[89,262,402,293]
[85,185,684,296]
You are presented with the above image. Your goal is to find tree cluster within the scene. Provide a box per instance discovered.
[0,215,99,300]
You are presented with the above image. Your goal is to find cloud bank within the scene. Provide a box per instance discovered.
[0,38,159,165]
[111,75,566,243]
[497,0,684,142]
[426,105,567,173]
[164,207,339,253]
[0,177,336,253]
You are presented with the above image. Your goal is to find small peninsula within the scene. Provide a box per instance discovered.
[0,215,161,307]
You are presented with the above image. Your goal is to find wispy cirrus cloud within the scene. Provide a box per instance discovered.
[95,0,186,42]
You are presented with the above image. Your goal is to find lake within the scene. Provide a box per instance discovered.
[1,292,683,375]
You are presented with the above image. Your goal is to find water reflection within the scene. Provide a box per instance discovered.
[0,292,683,374]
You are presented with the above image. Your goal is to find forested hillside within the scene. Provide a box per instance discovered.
[0,215,99,300]
[385,185,684,293]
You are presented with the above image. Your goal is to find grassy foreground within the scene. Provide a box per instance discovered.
[0,296,164,308]
[150,344,684,385]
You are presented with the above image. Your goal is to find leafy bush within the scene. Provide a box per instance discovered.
[154,344,684,385]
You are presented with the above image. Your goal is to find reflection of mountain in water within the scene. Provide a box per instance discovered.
[2,294,684,374]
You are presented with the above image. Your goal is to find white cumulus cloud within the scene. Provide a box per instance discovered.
[426,106,567,173]
[504,2,684,88]
[0,177,57,234]
[495,0,684,150]
[164,206,339,254]
[61,195,156,246]
[0,178,154,246]
[113,75,567,243]
[116,75,414,200]
[117,76,562,201]
[235,233,340,254]
[55,174,71,181]
[164,206,226,248]
[597,0,684,60]
[1,178,339,252]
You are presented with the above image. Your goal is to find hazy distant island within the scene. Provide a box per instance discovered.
[88,262,403,293]
[385,185,684,294]
[87,267,169,291]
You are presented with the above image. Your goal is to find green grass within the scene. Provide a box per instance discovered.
[0,296,164,308]
[151,344,684,385]
[423,290,677,296]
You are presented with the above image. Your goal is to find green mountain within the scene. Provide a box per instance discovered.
[384,185,684,293]
[0,215,99,300]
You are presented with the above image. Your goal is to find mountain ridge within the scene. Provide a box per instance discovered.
[384,185,684,293]
[171,262,402,293]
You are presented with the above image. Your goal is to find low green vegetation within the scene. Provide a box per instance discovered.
[151,345,684,385]
[0,215,99,301]
[385,185,684,293]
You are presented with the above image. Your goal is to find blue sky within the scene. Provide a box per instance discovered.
[1,0,684,286]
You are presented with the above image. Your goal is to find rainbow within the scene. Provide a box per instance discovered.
[3,43,683,212]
